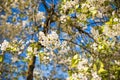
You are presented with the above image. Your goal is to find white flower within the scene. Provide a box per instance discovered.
[39,31,45,37]
[112,11,115,16]
[89,7,95,11]
[72,73,78,80]
[91,43,97,51]
[21,45,25,50]
[115,60,120,65]
[96,11,103,18]
[41,22,45,27]
[91,28,99,39]
[0,40,9,51]
[48,36,58,42]
[71,73,88,80]
[30,40,35,43]
[18,51,22,55]
[103,24,120,37]
[12,56,18,63]
[113,18,118,22]
[33,48,38,55]
[22,20,28,27]
[36,12,45,21]
[82,58,88,64]
[81,3,90,9]
[27,47,33,52]
[62,0,78,12]
[91,71,102,80]
[50,31,59,39]
[81,40,84,43]
[77,58,88,71]
[60,15,67,23]
[39,31,60,50]
[19,40,24,44]
[78,73,88,80]
[25,55,30,59]
[33,68,42,76]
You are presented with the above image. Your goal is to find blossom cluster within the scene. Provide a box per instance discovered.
[0,40,9,51]
[103,23,120,37]
[0,39,20,52]
[0,39,25,63]
[67,54,101,80]
[60,15,67,23]
[61,0,79,13]
[38,31,60,50]
[27,46,38,55]
[91,71,102,80]
[36,12,45,21]
[38,31,71,64]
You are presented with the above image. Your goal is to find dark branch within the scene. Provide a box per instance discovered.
[27,56,36,80]
[60,38,92,54]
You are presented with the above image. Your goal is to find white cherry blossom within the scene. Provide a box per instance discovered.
[0,40,9,51]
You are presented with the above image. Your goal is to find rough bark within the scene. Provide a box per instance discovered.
[27,56,36,80]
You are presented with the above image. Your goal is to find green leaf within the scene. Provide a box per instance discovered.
[0,55,3,62]
[39,52,45,62]
[104,1,110,6]
[75,4,79,9]
[71,54,80,68]
[68,70,73,76]
[98,68,107,74]
[73,54,79,60]
[63,0,66,2]
[100,61,104,68]
[91,10,97,16]
[69,76,73,80]
[116,67,120,71]
[93,64,97,71]
[71,59,79,68]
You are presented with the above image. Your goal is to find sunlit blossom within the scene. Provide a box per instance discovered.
[11,56,18,63]
[91,71,102,80]
[0,40,9,51]
[27,46,33,52]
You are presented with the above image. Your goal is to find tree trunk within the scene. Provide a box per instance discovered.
[27,56,36,80]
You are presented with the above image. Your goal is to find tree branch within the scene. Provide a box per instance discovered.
[60,38,92,54]
[27,56,36,80]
